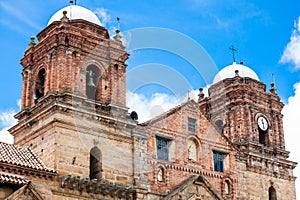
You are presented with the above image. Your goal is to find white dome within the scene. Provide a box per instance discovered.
[47,5,102,26]
[213,62,259,84]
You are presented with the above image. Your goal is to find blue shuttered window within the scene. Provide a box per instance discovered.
[156,138,169,160]
[213,151,224,172]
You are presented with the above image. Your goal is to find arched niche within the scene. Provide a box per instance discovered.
[187,138,200,161]
[224,180,231,195]
[86,65,100,100]
[157,167,164,182]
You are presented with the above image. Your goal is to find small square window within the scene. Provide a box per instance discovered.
[156,137,169,160]
[188,118,196,132]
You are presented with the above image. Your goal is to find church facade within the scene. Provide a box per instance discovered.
[0,5,297,200]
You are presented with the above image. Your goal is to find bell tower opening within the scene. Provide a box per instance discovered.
[90,147,102,180]
[34,68,46,100]
[268,186,277,200]
[259,129,267,145]
[86,65,100,100]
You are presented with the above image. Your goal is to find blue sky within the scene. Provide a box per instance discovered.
[1,0,300,197]
[0,0,300,108]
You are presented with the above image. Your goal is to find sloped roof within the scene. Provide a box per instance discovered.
[0,172,28,185]
[0,141,56,173]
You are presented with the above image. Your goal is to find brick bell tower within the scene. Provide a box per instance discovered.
[200,62,285,148]
[9,5,148,189]
[198,62,297,199]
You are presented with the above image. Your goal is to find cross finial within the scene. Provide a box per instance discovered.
[69,0,77,5]
[229,45,237,62]
[117,17,120,30]
[272,73,276,85]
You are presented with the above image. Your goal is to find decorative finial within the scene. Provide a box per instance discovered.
[113,17,122,42]
[117,17,120,30]
[270,82,277,94]
[270,74,277,94]
[272,73,276,86]
[198,88,205,101]
[235,70,239,77]
[60,10,69,23]
[229,45,237,63]
[29,36,36,47]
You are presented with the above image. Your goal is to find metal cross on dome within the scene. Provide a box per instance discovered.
[229,45,237,62]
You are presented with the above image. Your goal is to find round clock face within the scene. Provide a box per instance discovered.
[257,116,268,131]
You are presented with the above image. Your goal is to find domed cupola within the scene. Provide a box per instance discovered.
[47,5,102,26]
[213,62,259,84]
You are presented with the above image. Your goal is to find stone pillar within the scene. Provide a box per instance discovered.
[131,128,149,190]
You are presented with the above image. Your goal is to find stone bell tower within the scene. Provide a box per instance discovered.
[198,62,297,199]
[9,5,148,189]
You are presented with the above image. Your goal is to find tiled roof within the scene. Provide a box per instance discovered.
[0,141,56,173]
[0,172,28,185]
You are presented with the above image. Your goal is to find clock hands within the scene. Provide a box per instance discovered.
[261,118,265,129]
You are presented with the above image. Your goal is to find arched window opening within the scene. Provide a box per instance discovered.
[224,180,230,195]
[188,139,198,161]
[65,36,69,46]
[269,186,277,200]
[215,120,223,133]
[157,167,164,182]
[90,147,102,180]
[35,68,46,100]
[258,116,269,145]
[86,65,100,100]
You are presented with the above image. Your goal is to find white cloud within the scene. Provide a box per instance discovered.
[280,17,300,70]
[126,88,208,123]
[94,7,120,39]
[282,82,300,197]
[0,110,17,128]
[94,7,111,27]
[0,109,16,144]
[0,129,14,144]
[127,91,180,123]
[0,99,20,144]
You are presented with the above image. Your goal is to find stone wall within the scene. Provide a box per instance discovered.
[236,160,296,200]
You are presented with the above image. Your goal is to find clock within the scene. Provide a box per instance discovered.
[257,116,268,131]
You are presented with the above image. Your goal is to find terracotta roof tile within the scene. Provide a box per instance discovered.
[0,172,28,185]
[0,141,56,173]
